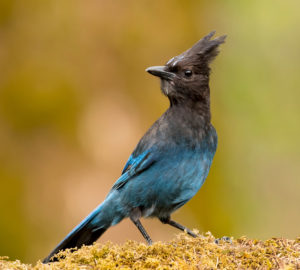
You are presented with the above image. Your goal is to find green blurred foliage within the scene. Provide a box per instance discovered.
[0,0,299,263]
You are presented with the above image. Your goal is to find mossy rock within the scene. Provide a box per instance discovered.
[1,232,299,269]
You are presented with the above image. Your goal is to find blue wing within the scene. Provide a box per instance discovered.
[111,148,158,190]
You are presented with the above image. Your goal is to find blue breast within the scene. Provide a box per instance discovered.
[113,128,217,219]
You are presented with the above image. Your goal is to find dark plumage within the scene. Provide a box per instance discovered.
[43,31,226,263]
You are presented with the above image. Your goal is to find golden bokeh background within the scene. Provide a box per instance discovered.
[0,0,299,263]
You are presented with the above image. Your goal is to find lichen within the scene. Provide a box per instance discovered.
[1,232,299,269]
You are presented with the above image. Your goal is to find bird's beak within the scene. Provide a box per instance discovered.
[146,66,175,80]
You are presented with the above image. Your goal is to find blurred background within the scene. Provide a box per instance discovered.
[0,0,299,263]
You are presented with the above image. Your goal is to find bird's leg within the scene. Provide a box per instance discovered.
[159,216,197,238]
[130,208,153,245]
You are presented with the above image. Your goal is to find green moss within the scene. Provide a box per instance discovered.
[1,232,299,269]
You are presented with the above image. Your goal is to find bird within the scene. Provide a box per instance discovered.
[43,31,226,263]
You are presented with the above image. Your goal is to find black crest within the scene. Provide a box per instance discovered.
[167,31,226,71]
[185,31,226,63]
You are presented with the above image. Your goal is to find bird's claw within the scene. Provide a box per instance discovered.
[214,236,232,244]
[188,231,198,238]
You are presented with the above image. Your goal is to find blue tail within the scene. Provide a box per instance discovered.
[43,203,110,263]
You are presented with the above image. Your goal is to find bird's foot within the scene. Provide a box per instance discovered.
[214,236,232,244]
[160,217,199,238]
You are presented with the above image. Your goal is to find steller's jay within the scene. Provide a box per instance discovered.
[43,31,226,263]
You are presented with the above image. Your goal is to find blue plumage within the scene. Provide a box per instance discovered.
[43,31,226,263]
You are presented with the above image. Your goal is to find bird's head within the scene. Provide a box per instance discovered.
[146,31,226,106]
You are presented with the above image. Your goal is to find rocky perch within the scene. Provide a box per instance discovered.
[1,232,299,269]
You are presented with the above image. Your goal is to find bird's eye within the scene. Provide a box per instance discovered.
[184,70,192,77]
